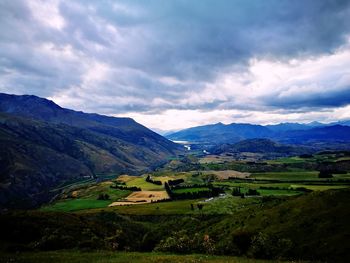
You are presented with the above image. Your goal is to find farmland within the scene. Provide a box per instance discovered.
[15,151,348,262]
[40,151,350,213]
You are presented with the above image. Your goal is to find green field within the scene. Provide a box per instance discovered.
[84,199,203,215]
[172,187,210,194]
[123,176,164,191]
[40,199,112,212]
[41,182,132,212]
[290,184,350,191]
[0,251,292,263]
[80,195,265,215]
[268,153,350,165]
[251,171,319,180]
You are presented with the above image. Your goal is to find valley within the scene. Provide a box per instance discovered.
[1,94,350,262]
[40,151,350,214]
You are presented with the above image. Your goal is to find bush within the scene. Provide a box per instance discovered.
[232,187,241,196]
[154,231,215,254]
[247,189,260,196]
[97,193,110,200]
[249,232,292,259]
[318,171,333,178]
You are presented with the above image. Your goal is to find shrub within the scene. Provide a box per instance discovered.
[154,231,215,254]
[318,171,333,178]
[247,189,260,196]
[97,193,110,200]
[232,187,241,196]
[249,232,292,259]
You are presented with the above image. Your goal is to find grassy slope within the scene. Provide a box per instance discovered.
[122,176,165,191]
[0,189,349,261]
[210,188,350,262]
[41,182,131,212]
[0,251,292,263]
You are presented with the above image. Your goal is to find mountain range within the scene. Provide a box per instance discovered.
[0,93,181,208]
[166,121,350,145]
[211,138,313,157]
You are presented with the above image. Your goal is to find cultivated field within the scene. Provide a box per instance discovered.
[109,190,169,206]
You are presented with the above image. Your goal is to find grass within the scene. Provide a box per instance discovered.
[41,182,132,212]
[251,171,319,180]
[40,199,112,212]
[290,184,350,191]
[197,195,262,214]
[172,187,210,194]
[80,195,267,216]
[268,156,306,164]
[120,176,164,191]
[0,251,292,263]
[81,199,204,215]
[268,153,350,165]
[70,181,132,200]
[257,189,303,196]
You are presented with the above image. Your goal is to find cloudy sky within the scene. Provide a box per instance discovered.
[1,0,350,131]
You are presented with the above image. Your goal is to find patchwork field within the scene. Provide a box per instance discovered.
[40,152,350,217]
[109,190,169,206]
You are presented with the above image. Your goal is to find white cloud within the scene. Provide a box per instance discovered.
[1,0,350,130]
[27,0,65,30]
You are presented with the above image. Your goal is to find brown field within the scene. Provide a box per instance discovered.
[109,191,169,206]
[203,170,250,180]
[117,175,137,183]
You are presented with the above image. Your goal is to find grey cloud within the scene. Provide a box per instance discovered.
[0,0,350,117]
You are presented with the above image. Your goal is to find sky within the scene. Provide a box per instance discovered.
[1,0,350,131]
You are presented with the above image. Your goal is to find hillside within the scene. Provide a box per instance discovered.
[0,94,181,209]
[0,188,349,262]
[167,123,271,143]
[211,139,313,157]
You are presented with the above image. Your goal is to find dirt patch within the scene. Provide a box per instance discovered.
[109,191,169,206]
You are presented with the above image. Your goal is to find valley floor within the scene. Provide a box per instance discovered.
[0,251,305,263]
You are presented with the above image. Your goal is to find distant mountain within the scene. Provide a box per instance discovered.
[331,119,350,126]
[212,139,312,156]
[166,121,350,145]
[167,122,271,143]
[266,122,324,132]
[150,128,178,136]
[280,125,350,144]
[0,93,181,208]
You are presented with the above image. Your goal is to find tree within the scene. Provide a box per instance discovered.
[318,170,333,178]
[197,204,204,210]
[247,189,260,196]
[232,187,241,196]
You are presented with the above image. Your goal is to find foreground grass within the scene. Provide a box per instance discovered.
[0,251,300,263]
